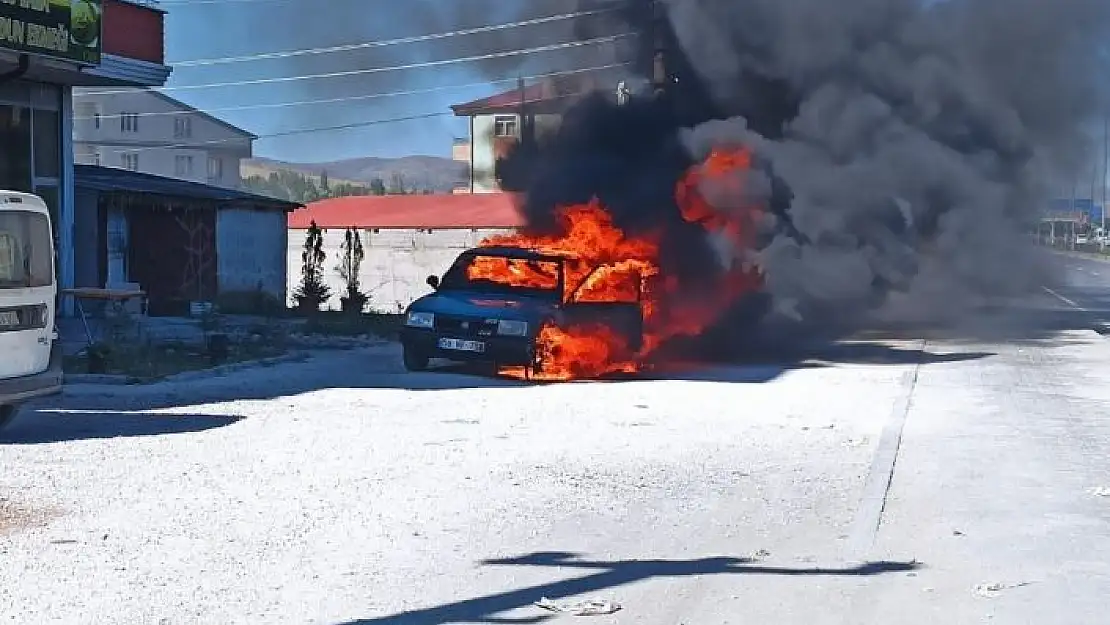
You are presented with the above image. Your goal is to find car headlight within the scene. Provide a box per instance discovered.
[405,311,434,329]
[496,319,528,336]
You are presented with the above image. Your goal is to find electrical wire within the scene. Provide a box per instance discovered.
[170,8,618,67]
[92,90,594,154]
[77,33,631,96]
[73,63,627,120]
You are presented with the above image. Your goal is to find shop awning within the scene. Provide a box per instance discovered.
[74,165,303,212]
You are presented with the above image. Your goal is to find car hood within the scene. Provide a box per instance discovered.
[408,290,557,322]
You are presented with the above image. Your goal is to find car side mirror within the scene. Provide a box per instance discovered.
[426,275,440,290]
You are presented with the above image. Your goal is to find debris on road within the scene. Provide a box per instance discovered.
[974,581,1032,598]
[535,597,622,616]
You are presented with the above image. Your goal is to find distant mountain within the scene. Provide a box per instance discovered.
[242,155,467,193]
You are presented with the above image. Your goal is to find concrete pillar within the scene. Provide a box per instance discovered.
[58,85,75,316]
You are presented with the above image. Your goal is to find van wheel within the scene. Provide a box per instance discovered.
[0,405,19,431]
[402,345,430,372]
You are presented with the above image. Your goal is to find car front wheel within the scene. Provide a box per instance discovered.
[0,404,19,431]
[402,345,430,372]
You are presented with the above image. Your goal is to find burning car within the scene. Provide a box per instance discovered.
[400,244,646,379]
[401,147,767,381]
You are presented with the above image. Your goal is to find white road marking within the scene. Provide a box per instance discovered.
[1043,286,1087,311]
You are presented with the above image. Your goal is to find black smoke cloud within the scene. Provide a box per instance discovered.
[498,0,1110,332]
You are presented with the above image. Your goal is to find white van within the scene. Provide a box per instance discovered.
[0,191,63,431]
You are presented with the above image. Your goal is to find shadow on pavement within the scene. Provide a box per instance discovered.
[0,409,242,444]
[335,551,921,625]
[30,336,997,416]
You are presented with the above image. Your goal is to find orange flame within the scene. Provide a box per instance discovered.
[466,256,560,290]
[482,147,764,380]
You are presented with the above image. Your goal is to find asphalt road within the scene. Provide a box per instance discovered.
[1,263,1108,624]
[1046,251,1110,315]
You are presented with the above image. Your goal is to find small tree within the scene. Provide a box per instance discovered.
[388,172,407,195]
[293,220,330,313]
[337,227,367,314]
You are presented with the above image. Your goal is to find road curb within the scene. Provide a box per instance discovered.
[1053,250,1110,263]
[845,340,923,556]
[63,351,311,387]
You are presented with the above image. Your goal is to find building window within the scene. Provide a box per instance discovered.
[120,113,139,133]
[32,109,59,178]
[0,104,31,192]
[93,151,100,166]
[79,103,100,129]
[493,115,517,137]
[174,155,194,176]
[174,116,192,138]
[121,152,139,171]
[206,156,222,181]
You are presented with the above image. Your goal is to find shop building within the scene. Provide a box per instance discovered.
[0,0,171,312]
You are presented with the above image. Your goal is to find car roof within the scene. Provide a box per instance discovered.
[463,245,573,262]
[0,191,50,216]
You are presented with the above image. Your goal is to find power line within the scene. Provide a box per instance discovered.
[95,91,594,154]
[106,112,450,154]
[170,9,617,67]
[73,64,626,121]
[77,34,631,96]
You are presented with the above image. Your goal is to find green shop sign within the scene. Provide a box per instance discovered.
[0,0,102,65]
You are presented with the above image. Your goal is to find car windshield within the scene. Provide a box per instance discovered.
[440,252,562,298]
[0,210,52,289]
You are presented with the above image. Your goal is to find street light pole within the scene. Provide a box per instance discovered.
[1102,111,1107,241]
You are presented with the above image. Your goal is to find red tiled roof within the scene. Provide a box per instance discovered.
[288,193,526,229]
[451,83,549,116]
[451,75,603,116]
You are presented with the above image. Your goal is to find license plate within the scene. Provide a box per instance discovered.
[437,337,485,353]
[0,311,18,327]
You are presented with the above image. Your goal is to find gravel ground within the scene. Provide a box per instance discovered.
[3,300,1108,625]
[0,341,909,624]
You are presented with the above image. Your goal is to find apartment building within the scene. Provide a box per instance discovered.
[449,75,611,193]
[72,88,254,188]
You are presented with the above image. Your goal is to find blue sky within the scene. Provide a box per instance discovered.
[161,0,540,163]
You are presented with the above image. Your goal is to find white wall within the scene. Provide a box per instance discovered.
[217,208,288,300]
[72,88,251,188]
[466,112,562,193]
[287,227,515,312]
[470,114,500,193]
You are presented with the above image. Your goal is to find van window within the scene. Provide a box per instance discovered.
[0,210,52,289]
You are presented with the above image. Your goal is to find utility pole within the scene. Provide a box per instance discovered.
[650,0,668,95]
[1102,111,1108,243]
